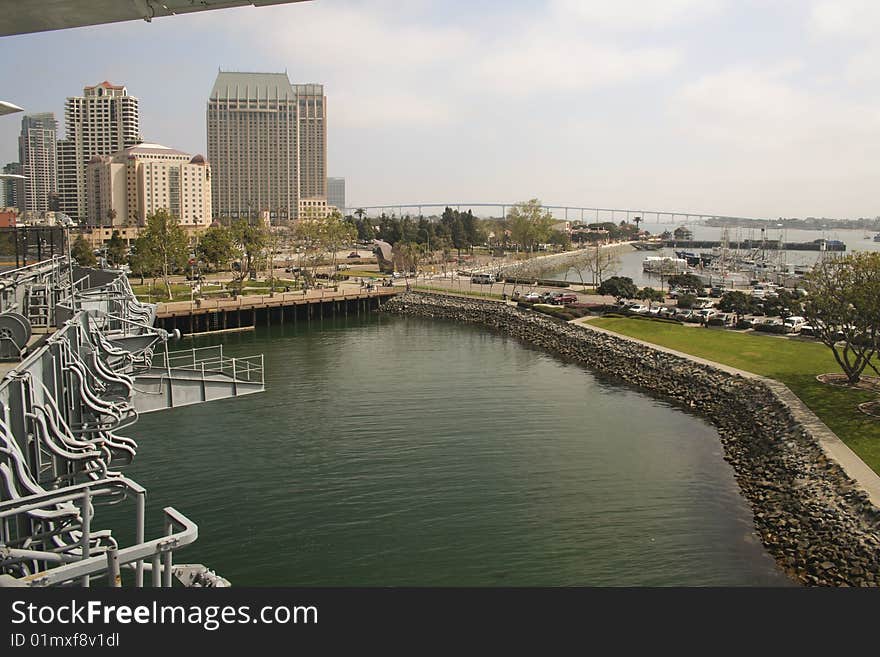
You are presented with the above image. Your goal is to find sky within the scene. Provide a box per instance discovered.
[0,0,879,219]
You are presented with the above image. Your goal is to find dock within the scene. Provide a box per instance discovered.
[661,239,846,251]
[154,288,400,334]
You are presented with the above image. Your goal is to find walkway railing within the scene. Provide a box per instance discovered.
[154,345,265,385]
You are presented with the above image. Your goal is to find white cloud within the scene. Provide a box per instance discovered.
[334,91,452,127]
[477,39,679,95]
[674,65,880,169]
[809,0,880,37]
[551,0,725,30]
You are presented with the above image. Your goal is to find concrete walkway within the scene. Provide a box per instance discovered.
[573,317,880,509]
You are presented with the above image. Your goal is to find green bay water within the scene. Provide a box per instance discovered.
[125,315,789,585]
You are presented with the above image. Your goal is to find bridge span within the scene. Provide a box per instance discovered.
[344,202,767,225]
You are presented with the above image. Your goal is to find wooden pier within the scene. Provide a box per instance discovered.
[154,288,400,335]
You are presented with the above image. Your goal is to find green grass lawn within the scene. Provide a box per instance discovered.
[589,317,880,474]
[343,269,385,279]
[412,285,505,300]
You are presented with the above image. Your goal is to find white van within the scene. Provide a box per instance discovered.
[471,273,496,284]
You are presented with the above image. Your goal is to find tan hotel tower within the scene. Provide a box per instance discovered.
[207,71,327,222]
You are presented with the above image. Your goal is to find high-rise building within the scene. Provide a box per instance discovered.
[327,176,345,214]
[57,81,142,223]
[86,143,212,229]
[207,71,326,222]
[18,112,58,218]
[1,162,22,210]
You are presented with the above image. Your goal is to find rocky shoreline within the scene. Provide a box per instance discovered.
[382,291,880,586]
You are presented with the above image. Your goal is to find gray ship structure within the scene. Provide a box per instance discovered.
[0,256,264,587]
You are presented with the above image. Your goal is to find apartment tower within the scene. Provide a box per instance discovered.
[207,71,326,222]
[57,81,142,223]
[18,113,58,218]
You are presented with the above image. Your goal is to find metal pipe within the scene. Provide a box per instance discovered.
[162,515,173,588]
[106,548,121,587]
[80,487,91,587]
[135,489,145,587]
[152,553,161,587]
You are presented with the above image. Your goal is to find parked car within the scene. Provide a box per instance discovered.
[695,308,719,320]
[524,292,542,302]
[552,293,578,305]
[347,251,361,258]
[674,309,695,321]
[709,286,728,298]
[626,304,650,314]
[783,316,807,333]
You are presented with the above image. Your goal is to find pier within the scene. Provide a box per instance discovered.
[661,239,846,251]
[155,288,400,335]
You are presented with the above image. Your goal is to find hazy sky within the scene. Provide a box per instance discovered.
[1,0,878,218]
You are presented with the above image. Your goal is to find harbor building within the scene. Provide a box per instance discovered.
[57,81,142,223]
[85,142,212,230]
[18,113,58,219]
[207,71,326,221]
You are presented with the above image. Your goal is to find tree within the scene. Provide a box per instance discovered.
[106,230,127,266]
[197,224,239,272]
[507,199,555,252]
[321,210,357,274]
[128,237,158,286]
[760,289,803,319]
[638,287,666,308]
[718,291,755,320]
[676,293,698,309]
[71,235,96,267]
[597,276,638,302]
[667,273,704,291]
[292,210,356,284]
[803,252,880,383]
[137,209,190,299]
[230,217,268,282]
[580,242,620,286]
[105,207,117,229]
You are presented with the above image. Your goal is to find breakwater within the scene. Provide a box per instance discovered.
[382,292,880,586]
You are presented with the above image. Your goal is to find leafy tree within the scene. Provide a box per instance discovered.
[128,238,158,286]
[597,276,638,302]
[393,242,422,280]
[71,234,96,267]
[760,289,803,318]
[230,217,268,282]
[292,209,357,282]
[197,224,239,271]
[507,199,555,252]
[667,273,704,291]
[322,210,357,273]
[718,291,755,319]
[638,287,666,308]
[676,293,698,309]
[803,253,880,383]
[138,209,190,299]
[106,230,127,266]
